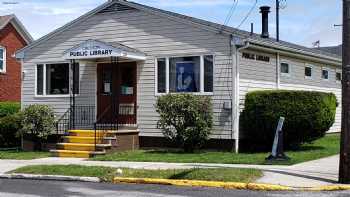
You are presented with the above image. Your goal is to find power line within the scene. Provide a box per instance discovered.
[219,0,238,33]
[223,0,239,26]
[236,0,258,29]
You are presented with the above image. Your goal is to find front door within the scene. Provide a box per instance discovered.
[97,62,137,126]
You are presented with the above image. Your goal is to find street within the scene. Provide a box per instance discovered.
[0,179,349,197]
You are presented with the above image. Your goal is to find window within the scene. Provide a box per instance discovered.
[169,56,200,93]
[305,66,312,78]
[157,58,166,93]
[322,69,329,80]
[156,55,214,94]
[0,46,6,73]
[336,72,342,82]
[204,55,214,92]
[280,63,290,75]
[36,63,78,96]
[36,64,44,95]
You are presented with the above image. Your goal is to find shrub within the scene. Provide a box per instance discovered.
[0,113,22,148]
[19,104,55,150]
[155,94,213,153]
[241,90,337,151]
[0,102,20,118]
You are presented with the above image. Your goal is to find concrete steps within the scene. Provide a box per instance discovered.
[50,130,114,158]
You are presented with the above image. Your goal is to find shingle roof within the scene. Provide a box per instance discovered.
[122,0,341,60]
[0,14,14,30]
[0,14,33,43]
[318,45,342,56]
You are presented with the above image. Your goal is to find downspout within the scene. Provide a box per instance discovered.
[231,36,250,153]
[276,52,280,89]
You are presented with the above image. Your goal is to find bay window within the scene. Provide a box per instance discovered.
[156,55,213,94]
[36,63,79,96]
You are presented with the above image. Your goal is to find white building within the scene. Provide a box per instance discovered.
[16,0,341,154]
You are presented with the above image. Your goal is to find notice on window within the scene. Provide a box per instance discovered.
[176,62,196,92]
[104,82,111,93]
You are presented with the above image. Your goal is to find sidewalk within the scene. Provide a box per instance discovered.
[0,155,340,188]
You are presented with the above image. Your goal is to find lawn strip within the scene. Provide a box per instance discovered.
[91,134,340,165]
[11,165,262,183]
[0,151,50,160]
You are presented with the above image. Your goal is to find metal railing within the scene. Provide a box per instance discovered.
[94,105,117,150]
[74,105,95,128]
[55,109,71,135]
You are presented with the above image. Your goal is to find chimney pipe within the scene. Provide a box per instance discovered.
[260,6,270,38]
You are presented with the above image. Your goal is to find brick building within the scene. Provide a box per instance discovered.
[0,14,33,102]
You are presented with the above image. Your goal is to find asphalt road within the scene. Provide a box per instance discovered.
[0,179,350,197]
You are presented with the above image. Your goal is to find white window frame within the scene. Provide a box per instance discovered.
[280,62,291,77]
[336,69,342,83]
[155,54,214,96]
[304,65,313,79]
[35,62,72,98]
[0,46,6,73]
[321,67,330,81]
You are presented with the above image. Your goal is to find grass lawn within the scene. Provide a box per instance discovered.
[11,165,262,183]
[0,150,50,160]
[92,134,340,165]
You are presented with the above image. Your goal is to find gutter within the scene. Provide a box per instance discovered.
[231,36,249,153]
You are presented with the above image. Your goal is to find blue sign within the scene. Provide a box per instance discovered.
[176,62,197,92]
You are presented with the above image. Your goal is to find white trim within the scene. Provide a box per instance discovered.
[336,69,342,83]
[321,67,330,81]
[154,54,214,96]
[165,57,170,94]
[34,62,73,98]
[280,62,291,77]
[0,46,6,73]
[200,56,204,93]
[304,64,313,79]
[276,52,280,89]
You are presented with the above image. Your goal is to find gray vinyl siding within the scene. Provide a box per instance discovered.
[21,10,233,139]
[238,50,341,137]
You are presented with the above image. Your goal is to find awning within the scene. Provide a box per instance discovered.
[63,39,146,61]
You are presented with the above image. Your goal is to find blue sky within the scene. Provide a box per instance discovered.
[0,0,342,47]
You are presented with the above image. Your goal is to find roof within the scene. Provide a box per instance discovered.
[16,0,341,64]
[317,45,342,56]
[0,14,33,44]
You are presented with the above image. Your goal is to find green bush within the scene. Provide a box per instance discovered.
[241,90,337,151]
[155,94,213,153]
[19,104,55,150]
[0,113,22,148]
[0,102,20,118]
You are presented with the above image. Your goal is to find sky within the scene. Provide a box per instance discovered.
[0,0,342,47]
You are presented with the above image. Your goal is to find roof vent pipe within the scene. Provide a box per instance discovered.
[260,6,270,38]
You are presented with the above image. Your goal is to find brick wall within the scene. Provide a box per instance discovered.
[0,23,27,102]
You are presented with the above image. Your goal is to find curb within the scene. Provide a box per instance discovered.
[307,185,350,191]
[113,177,292,191]
[0,173,101,183]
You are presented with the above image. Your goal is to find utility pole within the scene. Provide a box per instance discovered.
[276,0,280,42]
[276,0,286,42]
[339,0,350,183]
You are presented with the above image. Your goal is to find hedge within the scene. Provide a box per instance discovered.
[0,113,22,148]
[0,102,20,118]
[240,90,337,151]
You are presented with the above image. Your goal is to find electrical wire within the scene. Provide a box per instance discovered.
[236,0,258,29]
[223,0,239,26]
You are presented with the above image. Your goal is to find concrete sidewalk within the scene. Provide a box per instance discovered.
[0,155,340,188]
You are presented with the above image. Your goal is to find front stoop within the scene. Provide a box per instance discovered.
[50,129,139,158]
